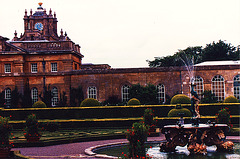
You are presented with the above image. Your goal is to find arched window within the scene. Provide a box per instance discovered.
[5,88,11,106]
[156,84,165,103]
[234,75,240,100]
[87,86,97,99]
[191,76,204,99]
[121,85,130,103]
[51,87,58,106]
[212,75,225,101]
[31,88,38,104]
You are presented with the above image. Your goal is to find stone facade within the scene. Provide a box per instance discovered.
[0,3,239,106]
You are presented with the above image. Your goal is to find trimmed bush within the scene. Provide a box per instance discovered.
[223,96,239,103]
[170,94,191,104]
[32,101,47,108]
[127,98,141,106]
[168,108,192,117]
[80,98,100,107]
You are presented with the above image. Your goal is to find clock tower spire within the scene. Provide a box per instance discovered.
[15,2,59,41]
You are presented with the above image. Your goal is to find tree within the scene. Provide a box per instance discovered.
[57,91,67,107]
[70,86,84,106]
[21,79,32,108]
[202,40,238,61]
[129,84,158,105]
[201,90,217,103]
[0,91,5,107]
[11,86,21,108]
[39,85,52,107]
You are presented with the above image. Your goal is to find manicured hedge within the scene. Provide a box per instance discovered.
[0,103,239,121]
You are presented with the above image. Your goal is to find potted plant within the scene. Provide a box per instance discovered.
[24,114,41,142]
[0,116,12,158]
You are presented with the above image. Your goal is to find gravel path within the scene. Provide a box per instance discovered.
[12,135,239,159]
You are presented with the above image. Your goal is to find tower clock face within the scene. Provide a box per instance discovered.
[34,22,43,31]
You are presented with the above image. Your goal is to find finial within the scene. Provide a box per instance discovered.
[64,31,67,36]
[37,2,43,10]
[14,30,17,37]
[30,9,32,15]
[38,2,43,6]
[49,8,52,15]
[25,9,27,16]
[54,12,56,18]
[44,8,46,14]
[60,29,63,36]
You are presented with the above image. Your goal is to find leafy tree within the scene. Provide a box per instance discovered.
[39,85,52,107]
[129,84,158,105]
[201,90,217,103]
[0,91,5,107]
[57,91,67,107]
[21,79,32,108]
[102,95,122,106]
[70,86,84,106]
[10,86,21,108]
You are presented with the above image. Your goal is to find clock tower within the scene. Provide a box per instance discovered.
[15,2,59,41]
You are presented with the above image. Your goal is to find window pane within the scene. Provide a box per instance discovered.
[51,87,58,106]
[51,63,58,72]
[234,75,240,100]
[157,84,165,103]
[4,64,11,73]
[31,63,38,73]
[212,75,225,101]
[121,85,130,103]
[31,88,38,104]
[88,86,97,99]
[5,88,11,106]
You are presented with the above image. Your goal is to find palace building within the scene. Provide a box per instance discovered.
[0,3,239,107]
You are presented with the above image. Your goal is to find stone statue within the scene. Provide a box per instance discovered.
[191,83,200,118]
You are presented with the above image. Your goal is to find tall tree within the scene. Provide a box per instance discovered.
[70,86,84,106]
[21,79,32,108]
[11,86,21,108]
[39,85,53,107]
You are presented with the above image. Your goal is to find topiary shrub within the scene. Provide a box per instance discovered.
[223,96,239,103]
[170,94,191,104]
[168,108,192,117]
[80,98,100,107]
[127,98,141,106]
[32,101,47,108]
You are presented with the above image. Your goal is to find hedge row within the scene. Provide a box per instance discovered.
[0,103,239,121]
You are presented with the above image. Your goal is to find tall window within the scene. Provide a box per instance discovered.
[5,88,11,106]
[234,75,240,100]
[192,76,204,99]
[31,88,38,104]
[121,85,130,103]
[51,87,58,106]
[212,75,225,101]
[31,63,38,73]
[156,84,165,103]
[4,64,11,73]
[87,86,97,99]
[51,63,57,72]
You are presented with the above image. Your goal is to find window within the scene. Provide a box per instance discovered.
[157,84,165,103]
[5,88,11,106]
[212,75,225,101]
[87,86,97,99]
[51,63,57,72]
[121,85,130,103]
[234,75,240,100]
[31,88,38,104]
[31,63,38,73]
[4,64,11,73]
[191,76,204,100]
[51,87,58,106]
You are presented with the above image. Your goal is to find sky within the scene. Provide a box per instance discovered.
[0,0,239,68]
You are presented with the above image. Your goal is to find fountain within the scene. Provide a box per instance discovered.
[160,53,234,154]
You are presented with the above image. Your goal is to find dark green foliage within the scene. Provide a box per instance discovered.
[143,108,156,127]
[57,91,68,107]
[127,98,141,106]
[216,107,232,127]
[32,101,47,108]
[21,79,32,108]
[80,98,100,107]
[223,96,239,103]
[39,85,52,107]
[0,91,5,107]
[43,121,59,132]
[129,84,158,105]
[148,40,239,67]
[168,108,192,117]
[126,122,148,158]
[10,86,21,108]
[0,117,12,148]
[102,95,122,106]
[176,104,182,109]
[201,90,217,103]
[24,114,41,138]
[170,94,191,104]
[70,86,84,107]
